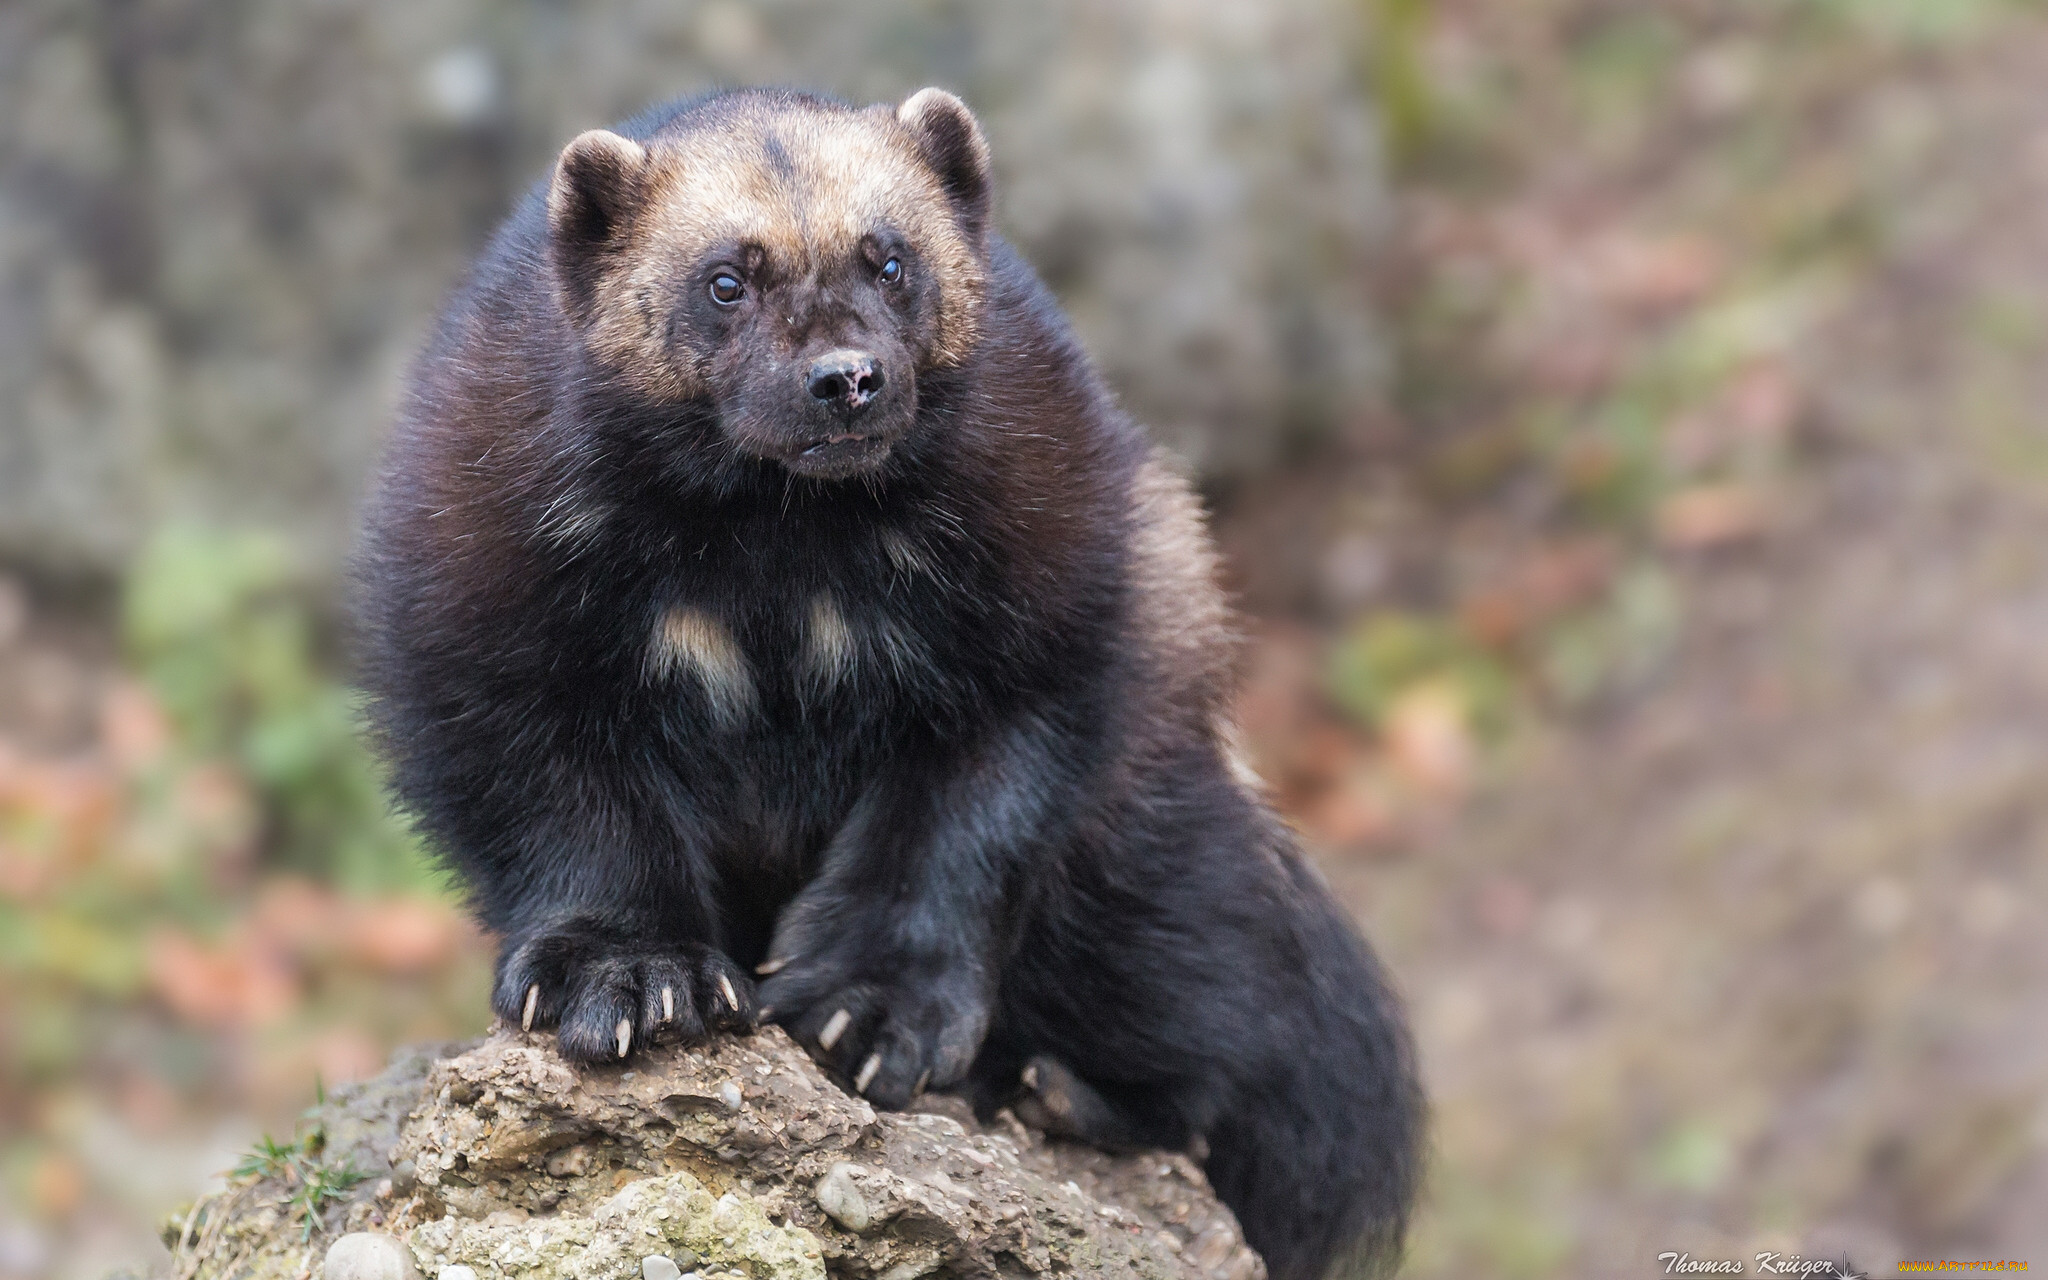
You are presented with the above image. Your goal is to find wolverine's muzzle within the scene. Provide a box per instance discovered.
[806,350,885,418]
[774,346,908,480]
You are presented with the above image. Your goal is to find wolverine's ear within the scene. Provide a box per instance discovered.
[897,88,992,242]
[547,129,648,251]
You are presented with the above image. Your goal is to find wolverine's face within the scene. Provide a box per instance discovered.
[546,89,993,481]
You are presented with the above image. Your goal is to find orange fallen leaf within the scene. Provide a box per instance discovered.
[342,897,466,975]
[146,930,242,1026]
[1665,362,1802,473]
[1384,682,1476,799]
[1657,484,1770,549]
[29,1152,84,1219]
[1300,760,1399,849]
[1595,232,1724,312]
[147,928,300,1028]
[251,877,347,955]
[1724,361,1799,442]
[309,1027,387,1090]
[1477,876,1537,938]
[1459,539,1617,648]
[116,1070,181,1136]
[99,680,173,775]
[0,748,119,897]
[1457,586,1528,651]
[174,762,260,879]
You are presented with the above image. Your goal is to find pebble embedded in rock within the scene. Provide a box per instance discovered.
[814,1162,871,1232]
[1191,1226,1236,1272]
[323,1232,419,1280]
[1220,1250,1260,1280]
[641,1255,683,1280]
[717,1080,744,1110]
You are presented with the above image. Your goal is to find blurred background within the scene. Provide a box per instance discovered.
[3,0,2046,1276]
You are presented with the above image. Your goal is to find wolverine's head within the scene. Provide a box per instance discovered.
[545,88,993,481]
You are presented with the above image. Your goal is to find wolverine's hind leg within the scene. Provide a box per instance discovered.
[1013,1056,1160,1150]
[971,1049,1210,1157]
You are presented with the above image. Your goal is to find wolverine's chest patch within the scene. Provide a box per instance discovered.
[797,591,931,695]
[646,606,755,728]
[802,594,856,689]
[646,591,932,723]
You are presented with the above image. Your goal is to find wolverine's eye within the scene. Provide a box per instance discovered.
[709,273,746,306]
[878,257,903,285]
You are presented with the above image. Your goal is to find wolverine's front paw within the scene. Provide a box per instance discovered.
[756,951,989,1109]
[492,919,756,1063]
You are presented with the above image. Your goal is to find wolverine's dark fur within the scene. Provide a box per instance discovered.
[355,87,1422,1279]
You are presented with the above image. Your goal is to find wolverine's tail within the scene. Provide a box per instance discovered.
[1207,857,1426,1280]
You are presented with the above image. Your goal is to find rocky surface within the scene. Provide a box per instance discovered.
[163,1028,1263,1280]
[2,0,1385,581]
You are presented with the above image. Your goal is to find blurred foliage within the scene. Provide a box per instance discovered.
[1305,0,1880,771]
[1365,0,1437,172]
[123,526,436,895]
[1537,563,1682,708]
[0,529,488,1271]
[1328,612,1516,739]
[0,526,445,1087]
[1790,0,2036,43]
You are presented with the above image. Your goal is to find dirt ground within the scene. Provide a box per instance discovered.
[1278,7,2048,1275]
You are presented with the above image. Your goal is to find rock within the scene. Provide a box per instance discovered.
[2,0,1385,582]
[544,1143,597,1178]
[166,1027,1264,1280]
[813,1163,871,1232]
[324,1232,420,1280]
[641,1255,684,1280]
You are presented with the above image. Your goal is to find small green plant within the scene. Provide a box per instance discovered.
[289,1159,371,1241]
[229,1134,299,1182]
[229,1124,369,1240]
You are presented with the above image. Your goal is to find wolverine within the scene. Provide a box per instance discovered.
[356,87,1423,1279]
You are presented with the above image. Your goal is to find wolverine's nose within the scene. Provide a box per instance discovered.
[806,351,884,416]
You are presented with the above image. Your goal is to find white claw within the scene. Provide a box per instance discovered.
[855,1053,882,1093]
[818,1008,852,1051]
[755,956,788,975]
[616,1018,632,1059]
[718,974,739,1012]
[662,986,675,1022]
[522,984,539,1032]
[1020,1063,1040,1090]
[915,1069,931,1096]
